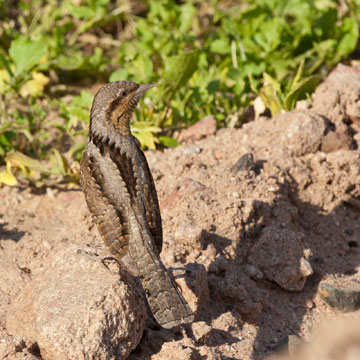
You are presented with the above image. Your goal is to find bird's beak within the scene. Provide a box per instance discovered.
[135,83,157,98]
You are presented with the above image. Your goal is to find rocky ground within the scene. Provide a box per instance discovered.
[1,64,360,360]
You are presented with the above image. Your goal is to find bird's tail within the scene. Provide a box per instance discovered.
[139,253,194,329]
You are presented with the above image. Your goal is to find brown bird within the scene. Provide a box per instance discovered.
[79,81,194,329]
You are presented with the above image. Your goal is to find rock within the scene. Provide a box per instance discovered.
[312,64,360,126]
[248,228,313,292]
[171,262,209,315]
[318,279,360,312]
[191,321,212,343]
[174,224,205,250]
[281,111,326,156]
[7,243,146,360]
[231,153,255,173]
[182,145,202,155]
[321,130,352,152]
[177,115,217,143]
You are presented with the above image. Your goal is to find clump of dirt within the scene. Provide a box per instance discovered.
[1,64,360,359]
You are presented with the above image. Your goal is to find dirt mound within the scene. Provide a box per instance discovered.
[1,64,360,359]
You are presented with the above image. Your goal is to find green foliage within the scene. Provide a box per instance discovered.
[0,0,359,186]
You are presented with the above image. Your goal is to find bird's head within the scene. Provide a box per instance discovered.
[89,80,155,140]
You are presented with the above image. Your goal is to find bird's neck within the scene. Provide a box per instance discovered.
[89,114,133,143]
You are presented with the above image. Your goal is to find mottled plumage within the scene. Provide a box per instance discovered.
[80,81,194,328]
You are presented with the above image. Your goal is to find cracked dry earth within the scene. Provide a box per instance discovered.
[1,63,360,360]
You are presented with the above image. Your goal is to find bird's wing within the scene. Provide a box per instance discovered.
[140,153,163,254]
[106,139,163,254]
[80,150,130,259]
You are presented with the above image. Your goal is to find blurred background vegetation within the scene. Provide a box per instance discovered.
[0,0,359,186]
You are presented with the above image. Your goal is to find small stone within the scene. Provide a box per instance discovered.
[319,280,360,312]
[183,145,201,155]
[248,228,313,292]
[281,111,326,156]
[191,321,212,343]
[321,130,352,152]
[174,224,204,250]
[244,264,264,281]
[305,299,315,309]
[231,153,255,173]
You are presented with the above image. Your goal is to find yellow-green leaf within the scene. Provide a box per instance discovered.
[20,72,50,98]
[0,171,17,186]
[6,152,49,174]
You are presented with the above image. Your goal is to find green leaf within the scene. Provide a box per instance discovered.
[163,51,198,92]
[133,131,159,150]
[335,17,358,60]
[9,36,47,76]
[179,2,196,33]
[56,51,84,70]
[284,74,321,110]
[158,136,179,148]
[0,53,12,76]
[50,149,67,176]
[6,151,50,174]
[72,91,93,109]
[210,39,230,55]
[65,4,96,19]
[260,73,283,115]
[109,68,129,82]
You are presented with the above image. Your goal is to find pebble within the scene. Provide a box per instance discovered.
[319,280,360,312]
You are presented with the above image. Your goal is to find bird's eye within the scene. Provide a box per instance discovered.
[120,91,127,97]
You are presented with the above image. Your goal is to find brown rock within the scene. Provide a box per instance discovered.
[312,64,360,126]
[281,111,326,156]
[321,130,352,152]
[248,228,313,292]
[174,224,204,250]
[319,279,360,312]
[7,243,146,360]
[191,321,212,343]
[177,115,217,143]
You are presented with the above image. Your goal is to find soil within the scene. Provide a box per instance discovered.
[1,64,360,360]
